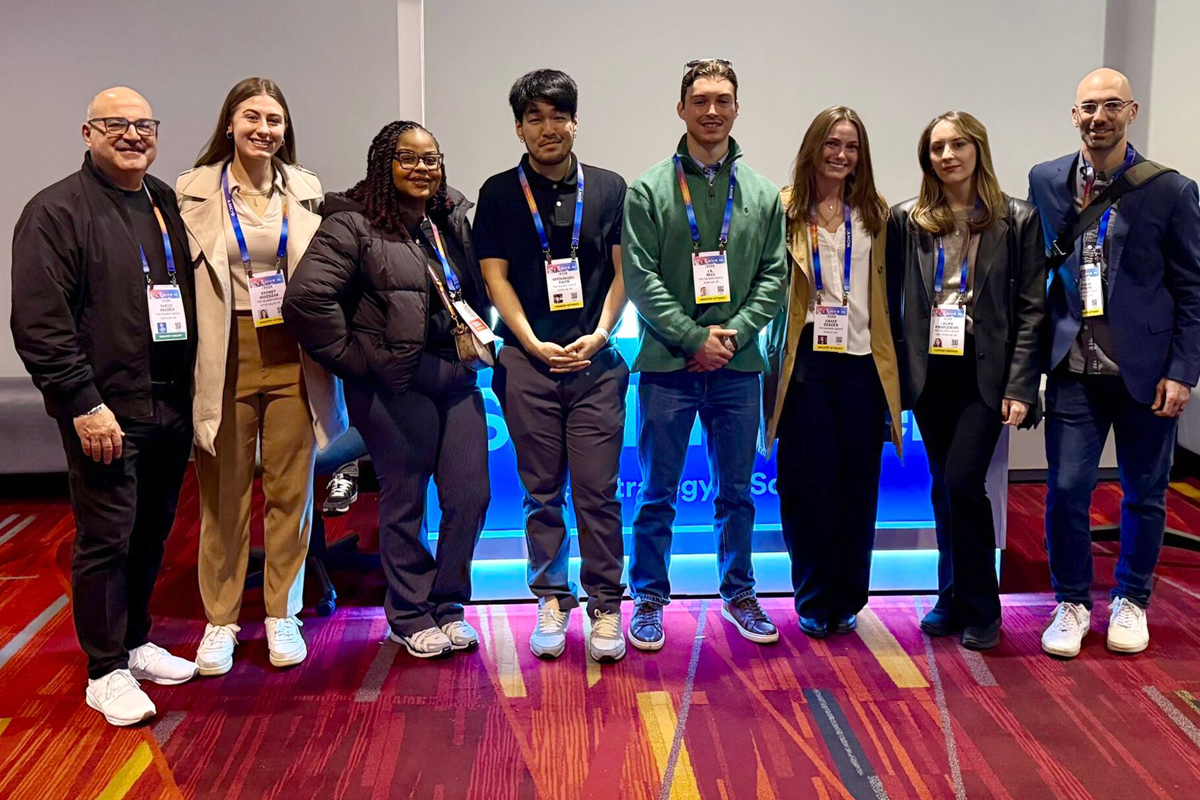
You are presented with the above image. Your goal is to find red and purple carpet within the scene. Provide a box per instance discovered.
[3,475,1200,799]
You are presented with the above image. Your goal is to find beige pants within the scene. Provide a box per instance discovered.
[196,313,316,624]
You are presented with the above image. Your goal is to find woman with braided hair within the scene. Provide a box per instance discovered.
[283,121,492,658]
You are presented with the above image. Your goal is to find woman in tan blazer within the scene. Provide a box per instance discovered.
[761,107,902,639]
[177,78,347,675]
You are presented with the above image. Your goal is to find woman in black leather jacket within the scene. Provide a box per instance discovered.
[886,110,1046,651]
[283,120,491,659]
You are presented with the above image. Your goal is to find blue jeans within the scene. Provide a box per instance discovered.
[1045,372,1177,609]
[629,369,761,605]
[315,426,368,475]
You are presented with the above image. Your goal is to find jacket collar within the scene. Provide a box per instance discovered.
[673,135,743,175]
[176,160,322,204]
[82,152,164,201]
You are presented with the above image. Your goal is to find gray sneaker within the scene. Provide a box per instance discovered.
[322,463,359,516]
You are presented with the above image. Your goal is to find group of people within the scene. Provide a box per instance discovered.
[10,61,1199,729]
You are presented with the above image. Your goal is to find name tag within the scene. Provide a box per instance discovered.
[813,304,848,353]
[546,257,584,312]
[248,269,286,328]
[692,250,731,304]
[452,300,496,345]
[1080,264,1105,318]
[147,284,187,342]
[929,306,966,356]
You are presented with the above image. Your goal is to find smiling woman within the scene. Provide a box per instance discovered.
[175,77,346,679]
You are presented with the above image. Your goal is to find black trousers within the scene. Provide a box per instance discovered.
[58,385,193,679]
[492,344,629,616]
[345,353,489,636]
[912,337,1004,626]
[777,327,886,620]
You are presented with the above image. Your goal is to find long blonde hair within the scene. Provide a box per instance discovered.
[911,110,1007,236]
[785,106,887,237]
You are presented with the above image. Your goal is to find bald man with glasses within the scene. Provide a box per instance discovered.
[11,87,199,726]
[1028,68,1200,658]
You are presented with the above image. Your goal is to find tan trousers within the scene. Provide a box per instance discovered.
[196,313,316,624]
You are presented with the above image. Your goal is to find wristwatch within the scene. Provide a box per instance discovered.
[83,403,106,416]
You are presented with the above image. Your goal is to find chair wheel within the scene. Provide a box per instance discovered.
[317,599,336,616]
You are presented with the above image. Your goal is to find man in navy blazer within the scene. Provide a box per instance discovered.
[1028,68,1200,659]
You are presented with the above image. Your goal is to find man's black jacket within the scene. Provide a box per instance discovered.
[11,154,197,420]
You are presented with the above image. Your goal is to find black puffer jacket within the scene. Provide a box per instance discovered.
[282,187,488,396]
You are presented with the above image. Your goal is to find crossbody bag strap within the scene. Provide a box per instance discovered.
[1046,160,1173,270]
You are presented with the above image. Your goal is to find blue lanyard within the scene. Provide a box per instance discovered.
[809,203,853,304]
[427,219,461,297]
[516,161,584,263]
[221,166,289,278]
[935,232,973,306]
[1082,144,1135,259]
[139,188,177,286]
[673,155,737,253]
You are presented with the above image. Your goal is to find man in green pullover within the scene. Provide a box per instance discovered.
[621,59,787,650]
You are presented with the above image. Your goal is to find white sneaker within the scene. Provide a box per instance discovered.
[1041,601,1091,658]
[1107,596,1150,654]
[128,642,198,685]
[86,669,156,727]
[389,627,453,658]
[530,597,569,659]
[588,610,626,663]
[196,623,240,676]
[265,617,307,668]
[440,620,479,651]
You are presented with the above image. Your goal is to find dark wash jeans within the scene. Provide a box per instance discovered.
[1045,370,1177,609]
[628,368,761,605]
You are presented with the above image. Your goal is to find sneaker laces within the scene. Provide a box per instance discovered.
[269,617,303,646]
[199,623,240,653]
[130,642,168,669]
[537,604,567,634]
[407,627,446,650]
[591,611,621,640]
[1111,598,1144,629]
[325,473,356,499]
[97,670,142,704]
[735,596,770,623]
[633,602,661,627]
[1049,603,1085,635]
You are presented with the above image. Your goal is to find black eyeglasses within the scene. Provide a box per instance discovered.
[1076,99,1135,117]
[685,58,733,70]
[88,117,160,137]
[393,151,444,170]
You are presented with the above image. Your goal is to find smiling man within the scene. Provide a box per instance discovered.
[11,87,199,726]
[621,59,787,651]
[1029,68,1200,658]
[474,70,630,664]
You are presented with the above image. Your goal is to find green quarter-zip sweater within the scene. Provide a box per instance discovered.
[621,135,787,373]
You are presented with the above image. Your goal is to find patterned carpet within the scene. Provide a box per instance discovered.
[3,474,1200,799]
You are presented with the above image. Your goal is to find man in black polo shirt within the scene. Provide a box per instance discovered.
[11,87,199,726]
[474,69,630,663]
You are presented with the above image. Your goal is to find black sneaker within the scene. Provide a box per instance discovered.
[721,596,779,644]
[961,619,1002,650]
[629,602,665,651]
[920,604,964,637]
[322,463,359,516]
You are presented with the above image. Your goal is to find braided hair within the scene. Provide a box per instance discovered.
[346,120,453,239]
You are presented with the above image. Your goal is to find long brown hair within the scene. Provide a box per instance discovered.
[785,106,887,237]
[194,77,296,175]
[911,110,1006,236]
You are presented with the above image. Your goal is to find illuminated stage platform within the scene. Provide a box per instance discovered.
[422,323,1007,600]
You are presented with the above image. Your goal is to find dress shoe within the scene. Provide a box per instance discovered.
[833,614,858,634]
[798,616,828,638]
[920,605,964,637]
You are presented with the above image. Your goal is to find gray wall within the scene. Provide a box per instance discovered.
[1,0,400,377]
[425,0,1104,215]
